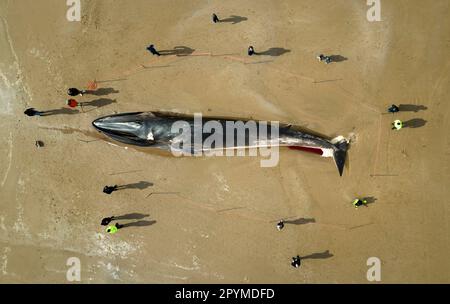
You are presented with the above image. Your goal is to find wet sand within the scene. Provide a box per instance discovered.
[0,0,449,283]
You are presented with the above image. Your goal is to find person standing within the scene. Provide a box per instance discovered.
[388,104,400,113]
[101,217,115,226]
[146,44,161,56]
[24,108,43,117]
[392,120,404,130]
[291,256,301,268]
[103,185,119,195]
[248,46,255,56]
[277,220,284,231]
[67,88,85,96]
[352,199,368,209]
[317,54,332,64]
[106,223,124,234]
[212,13,220,23]
[66,99,80,108]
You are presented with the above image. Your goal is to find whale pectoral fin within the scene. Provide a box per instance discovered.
[332,138,348,176]
[333,149,346,176]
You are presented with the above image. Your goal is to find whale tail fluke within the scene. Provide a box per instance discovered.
[331,136,348,176]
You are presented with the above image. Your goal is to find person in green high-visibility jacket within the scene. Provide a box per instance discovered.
[392,120,404,130]
[353,199,368,209]
[106,223,123,234]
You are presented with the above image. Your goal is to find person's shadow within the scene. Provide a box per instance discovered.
[117,181,154,190]
[84,88,119,96]
[114,213,150,220]
[363,197,377,205]
[284,218,316,225]
[404,118,427,128]
[41,108,80,116]
[329,55,348,62]
[220,15,248,24]
[301,250,334,260]
[121,220,157,228]
[256,48,291,57]
[112,213,157,229]
[81,98,117,109]
[159,46,195,56]
[399,104,428,112]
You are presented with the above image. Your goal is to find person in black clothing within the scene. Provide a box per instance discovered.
[103,185,118,195]
[146,44,161,56]
[277,220,284,231]
[248,46,255,56]
[388,104,400,113]
[101,217,115,226]
[67,88,85,96]
[212,13,220,23]
[291,255,301,268]
[317,54,332,64]
[24,108,43,117]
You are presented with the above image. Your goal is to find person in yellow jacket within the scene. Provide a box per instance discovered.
[392,120,403,130]
[353,198,368,209]
[106,223,123,234]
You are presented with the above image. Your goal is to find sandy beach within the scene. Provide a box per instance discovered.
[0,0,449,283]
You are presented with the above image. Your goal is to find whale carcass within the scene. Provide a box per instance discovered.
[92,111,349,176]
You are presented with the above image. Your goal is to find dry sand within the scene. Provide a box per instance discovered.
[0,0,449,283]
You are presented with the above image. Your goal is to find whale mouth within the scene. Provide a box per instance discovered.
[92,112,154,146]
[92,112,144,131]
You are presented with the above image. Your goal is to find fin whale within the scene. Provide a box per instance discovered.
[92,111,349,176]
